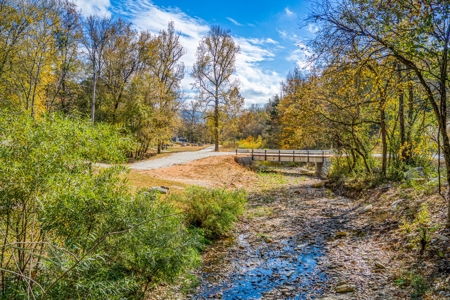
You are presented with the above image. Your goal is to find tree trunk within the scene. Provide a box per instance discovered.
[214,94,219,152]
[380,108,387,176]
[398,66,406,162]
[91,66,97,123]
[407,80,414,161]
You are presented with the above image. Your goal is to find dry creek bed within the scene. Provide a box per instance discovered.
[187,169,450,300]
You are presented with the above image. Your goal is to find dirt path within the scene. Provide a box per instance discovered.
[129,146,233,170]
[189,169,421,300]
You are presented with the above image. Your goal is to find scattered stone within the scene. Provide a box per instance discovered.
[335,284,355,293]
[435,234,449,242]
[391,199,404,209]
[264,237,273,243]
[356,204,373,214]
[374,262,386,269]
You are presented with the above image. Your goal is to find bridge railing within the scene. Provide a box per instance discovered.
[235,149,334,155]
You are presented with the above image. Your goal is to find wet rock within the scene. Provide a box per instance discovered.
[335,284,356,293]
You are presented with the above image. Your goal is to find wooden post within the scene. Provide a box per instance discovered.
[251,149,254,161]
[265,149,267,161]
[307,150,310,163]
[293,150,295,163]
[279,150,281,162]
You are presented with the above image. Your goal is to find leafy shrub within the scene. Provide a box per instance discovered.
[400,204,438,254]
[0,112,198,299]
[43,190,200,299]
[172,186,247,238]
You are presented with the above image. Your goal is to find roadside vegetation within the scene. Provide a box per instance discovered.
[0,112,246,299]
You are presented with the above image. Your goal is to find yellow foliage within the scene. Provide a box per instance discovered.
[237,135,265,149]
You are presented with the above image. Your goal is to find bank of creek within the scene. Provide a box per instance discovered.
[188,167,409,299]
[141,154,449,299]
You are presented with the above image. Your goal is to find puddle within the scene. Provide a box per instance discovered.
[194,235,327,299]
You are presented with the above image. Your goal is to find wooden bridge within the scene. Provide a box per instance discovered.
[235,149,333,176]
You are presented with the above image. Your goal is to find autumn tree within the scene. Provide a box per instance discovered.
[46,1,82,113]
[192,26,241,151]
[150,21,185,153]
[307,0,450,224]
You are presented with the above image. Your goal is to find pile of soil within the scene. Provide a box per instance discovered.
[137,155,258,188]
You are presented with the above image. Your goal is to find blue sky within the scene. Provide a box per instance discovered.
[75,0,316,105]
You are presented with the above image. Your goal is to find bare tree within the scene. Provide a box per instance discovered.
[192,26,241,151]
[81,15,115,122]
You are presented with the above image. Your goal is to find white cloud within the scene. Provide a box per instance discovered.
[307,23,319,33]
[246,38,279,45]
[277,29,287,38]
[226,17,242,26]
[118,0,209,90]
[74,0,111,16]
[234,37,283,105]
[285,7,294,16]
[112,0,282,105]
[287,42,313,70]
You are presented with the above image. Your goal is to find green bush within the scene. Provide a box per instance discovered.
[0,112,199,299]
[172,186,247,239]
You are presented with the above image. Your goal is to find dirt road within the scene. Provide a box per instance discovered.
[129,146,233,170]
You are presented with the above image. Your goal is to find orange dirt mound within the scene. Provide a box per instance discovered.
[137,155,258,189]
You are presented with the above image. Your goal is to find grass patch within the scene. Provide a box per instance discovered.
[248,206,274,219]
[258,171,288,189]
[125,171,188,194]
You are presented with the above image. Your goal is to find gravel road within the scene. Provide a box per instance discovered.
[129,146,233,170]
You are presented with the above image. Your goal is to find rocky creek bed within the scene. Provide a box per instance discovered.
[188,168,450,299]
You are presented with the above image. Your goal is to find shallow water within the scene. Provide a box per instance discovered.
[194,235,327,299]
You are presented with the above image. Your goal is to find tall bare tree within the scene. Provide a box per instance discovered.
[81,15,115,122]
[192,26,240,151]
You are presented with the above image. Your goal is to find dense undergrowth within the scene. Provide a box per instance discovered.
[0,112,245,300]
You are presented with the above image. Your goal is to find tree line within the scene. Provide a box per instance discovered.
[0,0,243,156]
[268,0,450,224]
